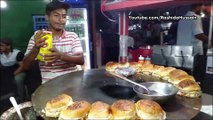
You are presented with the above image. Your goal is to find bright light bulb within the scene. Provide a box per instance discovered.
[44,0,50,3]
[201,12,205,18]
[66,21,69,25]
[0,1,7,9]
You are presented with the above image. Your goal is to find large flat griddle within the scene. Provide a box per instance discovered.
[31,69,201,120]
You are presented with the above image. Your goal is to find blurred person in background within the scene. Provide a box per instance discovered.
[144,23,152,45]
[101,23,119,64]
[177,3,213,84]
[177,3,213,55]
[0,38,26,102]
[150,21,161,45]
[202,4,212,54]
[23,0,84,84]
[164,21,178,45]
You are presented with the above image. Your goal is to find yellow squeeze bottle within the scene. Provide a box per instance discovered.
[37,31,53,62]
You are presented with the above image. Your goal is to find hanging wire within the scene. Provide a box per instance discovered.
[101,0,118,22]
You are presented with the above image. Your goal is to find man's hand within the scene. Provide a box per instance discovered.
[44,47,62,64]
[34,29,48,49]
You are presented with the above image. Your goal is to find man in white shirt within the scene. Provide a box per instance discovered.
[177,3,212,55]
[177,3,213,87]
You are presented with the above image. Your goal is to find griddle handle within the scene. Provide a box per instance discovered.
[181,50,185,68]
[161,49,168,66]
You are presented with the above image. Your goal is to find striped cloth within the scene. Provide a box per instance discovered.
[25,30,83,83]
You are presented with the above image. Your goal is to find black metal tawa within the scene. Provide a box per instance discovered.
[31,69,201,120]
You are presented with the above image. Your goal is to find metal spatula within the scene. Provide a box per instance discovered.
[9,97,24,120]
[108,72,152,94]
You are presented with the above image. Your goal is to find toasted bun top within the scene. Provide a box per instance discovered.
[88,101,110,118]
[169,69,188,80]
[105,61,114,67]
[151,65,165,73]
[59,101,91,118]
[177,80,201,91]
[111,100,135,117]
[118,62,130,68]
[129,62,142,69]
[159,67,176,76]
[169,74,195,84]
[105,61,119,71]
[143,60,152,65]
[45,94,72,109]
[141,64,154,71]
[135,99,164,115]
[174,75,195,81]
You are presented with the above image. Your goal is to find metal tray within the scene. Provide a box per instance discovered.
[31,69,201,120]
[152,45,172,55]
[171,46,193,56]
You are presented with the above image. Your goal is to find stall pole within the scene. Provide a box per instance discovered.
[119,12,129,35]
[208,2,213,47]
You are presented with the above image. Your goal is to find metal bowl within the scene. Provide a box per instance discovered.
[133,82,178,105]
[0,101,37,120]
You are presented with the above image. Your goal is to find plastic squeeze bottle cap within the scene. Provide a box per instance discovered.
[145,56,151,61]
[139,55,144,60]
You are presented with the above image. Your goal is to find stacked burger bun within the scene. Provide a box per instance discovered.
[168,70,195,85]
[87,101,111,119]
[111,100,136,119]
[105,61,120,72]
[105,61,201,98]
[149,65,165,78]
[176,80,202,98]
[44,94,166,120]
[59,101,91,120]
[129,62,143,72]
[106,61,136,77]
[44,94,73,118]
[155,67,176,81]
[135,99,166,120]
